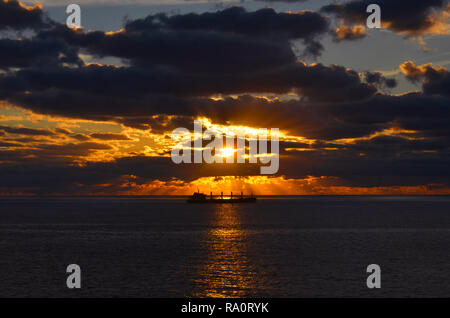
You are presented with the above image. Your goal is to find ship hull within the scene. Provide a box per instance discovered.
[187,198,256,203]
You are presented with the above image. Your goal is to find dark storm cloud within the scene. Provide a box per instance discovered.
[0,58,447,142]
[0,60,377,122]
[0,38,82,70]
[0,156,261,194]
[424,73,450,97]
[0,125,55,136]
[121,114,197,133]
[192,93,450,141]
[42,25,298,72]
[0,6,372,115]
[35,142,112,157]
[1,69,448,141]
[304,93,450,140]
[0,0,48,30]
[71,134,91,142]
[41,7,329,68]
[279,151,450,187]
[345,135,450,153]
[321,0,449,35]
[124,7,328,41]
[301,40,325,59]
[400,61,450,97]
[0,2,81,70]
[0,141,112,165]
[0,141,18,147]
[90,133,131,141]
[364,71,397,89]
[278,136,450,188]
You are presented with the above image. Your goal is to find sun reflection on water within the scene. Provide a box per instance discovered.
[193,204,259,297]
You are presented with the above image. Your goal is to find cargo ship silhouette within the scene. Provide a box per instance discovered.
[187,191,256,203]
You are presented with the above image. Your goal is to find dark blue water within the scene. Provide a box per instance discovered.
[1,196,450,297]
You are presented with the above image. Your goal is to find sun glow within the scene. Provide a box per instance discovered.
[218,147,236,158]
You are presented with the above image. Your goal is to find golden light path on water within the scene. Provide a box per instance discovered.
[193,204,262,297]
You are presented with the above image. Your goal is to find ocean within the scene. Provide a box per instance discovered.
[1,196,450,297]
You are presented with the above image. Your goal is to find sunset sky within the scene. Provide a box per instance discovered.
[0,0,449,195]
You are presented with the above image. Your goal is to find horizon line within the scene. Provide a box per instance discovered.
[1,194,449,198]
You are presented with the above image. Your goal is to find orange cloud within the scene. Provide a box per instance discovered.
[335,22,367,41]
[399,61,448,80]
[16,0,42,11]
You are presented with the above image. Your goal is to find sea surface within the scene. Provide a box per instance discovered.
[1,196,450,297]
